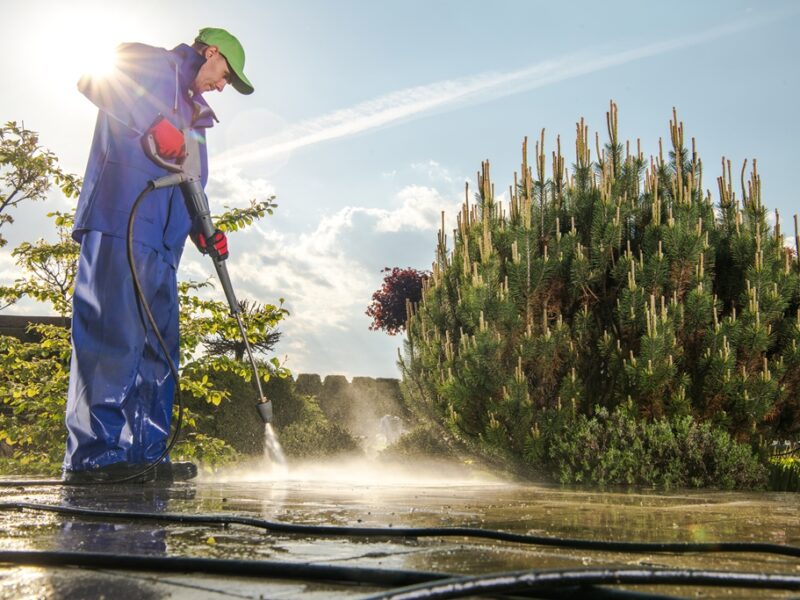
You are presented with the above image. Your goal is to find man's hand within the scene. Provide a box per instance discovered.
[146,116,185,159]
[192,229,229,261]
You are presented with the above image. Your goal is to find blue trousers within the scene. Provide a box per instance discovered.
[64,231,179,471]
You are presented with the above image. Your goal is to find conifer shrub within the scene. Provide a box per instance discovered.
[400,102,800,488]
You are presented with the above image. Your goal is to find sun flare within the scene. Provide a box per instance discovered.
[30,5,145,92]
[74,42,120,80]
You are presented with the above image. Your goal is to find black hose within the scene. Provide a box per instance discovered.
[0,549,440,587]
[120,182,184,483]
[1,502,798,559]
[359,567,800,600]
[0,550,796,599]
[0,183,183,486]
[0,550,674,600]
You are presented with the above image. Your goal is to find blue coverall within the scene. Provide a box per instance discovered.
[64,43,216,472]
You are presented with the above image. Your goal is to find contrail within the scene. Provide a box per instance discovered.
[214,11,789,169]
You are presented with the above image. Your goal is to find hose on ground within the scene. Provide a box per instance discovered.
[0,502,798,559]
[359,567,800,600]
[1,550,798,599]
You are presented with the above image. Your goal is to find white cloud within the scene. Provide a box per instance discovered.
[374,185,460,233]
[178,179,460,376]
[0,251,17,286]
[205,167,277,212]
[213,13,780,169]
[240,183,459,331]
[411,160,458,184]
[0,251,54,315]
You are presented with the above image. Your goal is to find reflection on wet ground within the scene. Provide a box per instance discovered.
[1,458,798,598]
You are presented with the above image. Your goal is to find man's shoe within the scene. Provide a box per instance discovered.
[155,461,198,482]
[63,463,156,484]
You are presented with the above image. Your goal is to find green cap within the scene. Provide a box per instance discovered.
[195,27,254,95]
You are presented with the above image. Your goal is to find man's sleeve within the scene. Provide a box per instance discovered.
[77,43,177,135]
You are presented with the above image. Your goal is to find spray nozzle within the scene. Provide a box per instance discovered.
[256,399,273,423]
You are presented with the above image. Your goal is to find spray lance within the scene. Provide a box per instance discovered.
[142,127,274,424]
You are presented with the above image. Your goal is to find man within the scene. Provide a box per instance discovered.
[63,28,254,483]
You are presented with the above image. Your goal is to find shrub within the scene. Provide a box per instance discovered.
[367,267,430,335]
[540,404,767,489]
[400,102,800,488]
[380,425,456,460]
[275,394,361,460]
[769,456,800,492]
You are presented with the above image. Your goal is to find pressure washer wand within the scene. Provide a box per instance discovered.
[143,130,273,423]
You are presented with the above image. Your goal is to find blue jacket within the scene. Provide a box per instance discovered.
[73,43,217,268]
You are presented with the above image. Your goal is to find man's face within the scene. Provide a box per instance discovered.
[193,46,232,94]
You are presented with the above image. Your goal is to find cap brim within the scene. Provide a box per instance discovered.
[219,54,253,95]
[232,75,254,95]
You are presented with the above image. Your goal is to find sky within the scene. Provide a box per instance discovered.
[2,0,799,379]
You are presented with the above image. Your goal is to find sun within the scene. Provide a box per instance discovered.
[31,4,142,92]
[77,39,120,79]
[72,42,120,80]
[59,15,126,82]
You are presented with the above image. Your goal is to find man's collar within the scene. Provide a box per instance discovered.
[171,44,204,88]
[170,44,219,125]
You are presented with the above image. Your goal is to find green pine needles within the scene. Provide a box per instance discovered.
[400,102,800,488]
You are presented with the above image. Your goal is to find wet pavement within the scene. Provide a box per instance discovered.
[1,458,799,599]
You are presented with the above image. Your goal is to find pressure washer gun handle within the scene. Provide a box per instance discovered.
[181,179,241,316]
